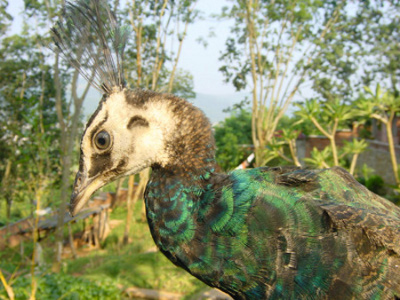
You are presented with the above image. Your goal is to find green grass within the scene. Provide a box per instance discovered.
[65,202,208,298]
[0,198,208,299]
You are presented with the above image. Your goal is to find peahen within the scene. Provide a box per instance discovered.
[52,1,400,299]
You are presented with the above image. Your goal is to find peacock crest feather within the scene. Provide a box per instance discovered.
[51,0,130,94]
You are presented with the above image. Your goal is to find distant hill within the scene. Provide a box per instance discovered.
[189,92,250,124]
[83,89,251,125]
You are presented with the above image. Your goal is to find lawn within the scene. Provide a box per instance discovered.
[0,199,209,299]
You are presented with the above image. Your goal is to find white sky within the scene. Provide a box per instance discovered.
[177,0,238,95]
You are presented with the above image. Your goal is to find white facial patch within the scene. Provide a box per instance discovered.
[81,90,177,179]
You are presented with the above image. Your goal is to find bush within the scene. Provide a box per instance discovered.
[358,175,386,196]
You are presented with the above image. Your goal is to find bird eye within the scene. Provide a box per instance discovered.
[94,131,111,150]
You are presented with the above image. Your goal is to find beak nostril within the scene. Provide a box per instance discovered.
[75,173,83,189]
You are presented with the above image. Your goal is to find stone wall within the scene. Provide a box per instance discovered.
[357,140,400,185]
[299,130,354,158]
[297,135,400,185]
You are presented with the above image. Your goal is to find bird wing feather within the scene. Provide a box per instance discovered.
[200,166,400,298]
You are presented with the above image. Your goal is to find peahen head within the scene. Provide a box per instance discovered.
[50,0,215,216]
[70,89,215,216]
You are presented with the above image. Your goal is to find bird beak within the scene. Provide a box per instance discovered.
[70,170,106,217]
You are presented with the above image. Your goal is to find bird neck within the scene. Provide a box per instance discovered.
[145,99,217,252]
[145,153,216,253]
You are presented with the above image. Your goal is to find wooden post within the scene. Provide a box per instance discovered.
[92,214,100,248]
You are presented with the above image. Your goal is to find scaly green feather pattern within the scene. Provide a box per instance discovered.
[145,166,400,299]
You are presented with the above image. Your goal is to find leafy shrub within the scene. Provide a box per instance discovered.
[214,109,252,171]
[358,175,386,196]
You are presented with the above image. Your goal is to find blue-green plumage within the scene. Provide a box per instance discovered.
[145,164,400,299]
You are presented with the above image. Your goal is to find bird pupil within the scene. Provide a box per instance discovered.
[94,131,110,150]
[98,137,106,145]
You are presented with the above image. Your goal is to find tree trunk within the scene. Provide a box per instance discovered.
[349,153,358,175]
[386,114,400,186]
[112,178,124,209]
[68,223,77,259]
[288,139,301,167]
[2,159,12,222]
[52,152,71,272]
[30,188,43,300]
[330,135,339,167]
[5,196,12,221]
[52,48,91,270]
[123,174,136,245]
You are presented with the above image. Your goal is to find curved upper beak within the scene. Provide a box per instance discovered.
[70,169,105,217]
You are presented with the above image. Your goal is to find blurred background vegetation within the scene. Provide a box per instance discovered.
[1,0,400,299]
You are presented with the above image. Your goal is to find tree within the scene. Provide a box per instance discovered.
[295,98,354,166]
[124,0,198,94]
[220,0,344,167]
[304,147,332,169]
[23,0,97,270]
[0,0,12,37]
[357,85,400,186]
[272,127,302,167]
[354,1,400,96]
[304,0,400,120]
[0,32,61,222]
[342,138,368,175]
[214,108,253,171]
[305,2,364,103]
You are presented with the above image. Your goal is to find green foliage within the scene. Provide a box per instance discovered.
[342,139,368,156]
[167,69,196,100]
[358,84,400,121]
[214,108,252,170]
[219,0,344,92]
[0,32,64,220]
[0,200,207,299]
[261,118,303,167]
[122,0,198,96]
[295,98,355,132]
[304,147,332,169]
[0,273,121,300]
[290,114,319,136]
[356,1,400,96]
[64,204,207,297]
[359,164,376,182]
[0,0,12,36]
[357,175,386,197]
[219,0,346,167]
[307,1,400,104]
[356,84,400,186]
